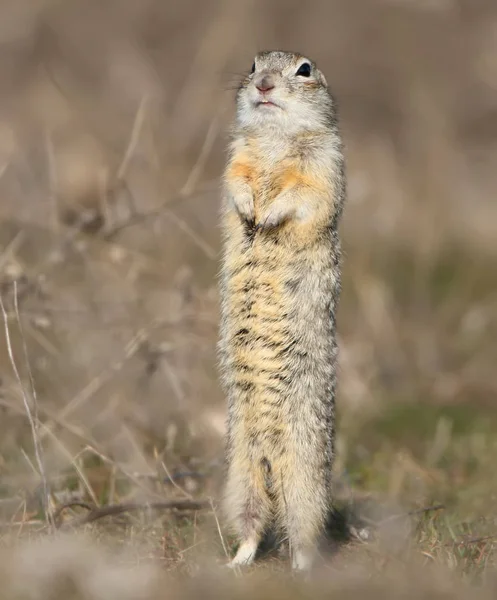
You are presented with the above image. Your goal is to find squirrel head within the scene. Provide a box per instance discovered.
[235,51,335,135]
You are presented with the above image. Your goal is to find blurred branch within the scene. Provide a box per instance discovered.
[102,179,219,260]
[181,117,220,196]
[210,497,231,564]
[160,457,194,500]
[39,327,150,442]
[53,501,94,525]
[45,129,59,238]
[162,207,218,260]
[39,423,100,506]
[105,108,221,257]
[56,499,210,529]
[0,231,25,273]
[445,535,497,548]
[117,95,149,182]
[378,504,446,526]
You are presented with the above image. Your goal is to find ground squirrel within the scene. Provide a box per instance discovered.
[218,50,345,571]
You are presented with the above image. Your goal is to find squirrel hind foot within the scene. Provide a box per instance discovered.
[227,537,259,568]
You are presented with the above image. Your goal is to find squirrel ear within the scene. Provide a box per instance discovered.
[319,71,328,87]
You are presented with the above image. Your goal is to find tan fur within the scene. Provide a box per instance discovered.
[218,50,346,571]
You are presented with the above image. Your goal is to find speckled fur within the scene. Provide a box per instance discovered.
[218,51,346,570]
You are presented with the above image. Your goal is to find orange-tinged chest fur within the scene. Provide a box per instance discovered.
[223,137,335,249]
[227,149,321,219]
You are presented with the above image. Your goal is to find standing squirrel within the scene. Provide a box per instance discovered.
[218,50,346,571]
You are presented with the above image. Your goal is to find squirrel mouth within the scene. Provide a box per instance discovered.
[256,100,279,109]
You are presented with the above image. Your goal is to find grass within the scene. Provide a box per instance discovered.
[2,399,497,585]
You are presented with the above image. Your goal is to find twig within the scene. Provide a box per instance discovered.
[0,284,54,531]
[14,284,54,527]
[38,422,100,506]
[114,96,149,221]
[408,504,446,517]
[378,504,446,526]
[0,397,96,450]
[73,444,171,502]
[161,353,186,402]
[162,207,217,260]
[13,498,27,538]
[98,167,112,233]
[162,471,208,483]
[445,535,497,548]
[0,520,46,530]
[53,501,95,526]
[209,497,235,572]
[53,500,94,522]
[0,230,25,273]
[181,117,220,196]
[39,328,148,441]
[161,459,194,500]
[109,464,117,505]
[57,499,210,529]
[20,447,38,478]
[0,161,8,181]
[102,179,219,253]
[122,471,208,483]
[45,129,59,239]
[116,95,148,182]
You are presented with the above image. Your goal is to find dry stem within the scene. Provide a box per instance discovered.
[0,282,54,530]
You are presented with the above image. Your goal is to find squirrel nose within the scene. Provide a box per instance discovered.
[255,75,275,92]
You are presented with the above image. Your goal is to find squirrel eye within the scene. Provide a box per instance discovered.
[296,62,311,77]
[250,62,255,74]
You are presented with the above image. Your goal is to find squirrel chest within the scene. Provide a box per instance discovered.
[226,150,320,220]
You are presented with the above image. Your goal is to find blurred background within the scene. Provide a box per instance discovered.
[0,0,496,581]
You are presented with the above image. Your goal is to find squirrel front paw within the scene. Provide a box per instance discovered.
[256,199,294,231]
[231,192,255,226]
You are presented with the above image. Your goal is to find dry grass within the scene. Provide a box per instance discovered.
[0,0,496,597]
